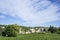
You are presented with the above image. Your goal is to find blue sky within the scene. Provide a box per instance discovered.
[0,0,60,27]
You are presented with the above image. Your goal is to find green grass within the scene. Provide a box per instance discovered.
[0,33,60,40]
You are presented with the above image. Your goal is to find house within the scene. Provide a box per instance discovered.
[19,27,48,34]
[19,28,25,34]
[30,28,35,33]
[25,31,31,34]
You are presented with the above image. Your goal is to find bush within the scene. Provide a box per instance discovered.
[12,31,17,37]
[5,24,19,37]
[1,24,19,37]
[48,26,57,33]
[37,32,46,34]
[57,31,60,34]
[7,30,17,37]
[2,31,6,36]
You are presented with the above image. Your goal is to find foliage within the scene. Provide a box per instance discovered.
[48,25,57,33]
[0,24,60,37]
[2,24,19,37]
[57,27,60,34]
[2,31,6,36]
[43,28,46,32]
[57,31,60,34]
[58,27,60,31]
[0,26,6,35]
[21,26,29,32]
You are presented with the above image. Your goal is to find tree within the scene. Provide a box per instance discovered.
[57,27,60,34]
[0,25,6,36]
[2,24,19,37]
[43,28,46,32]
[0,27,2,35]
[48,25,57,33]
[58,27,60,31]
[2,31,6,36]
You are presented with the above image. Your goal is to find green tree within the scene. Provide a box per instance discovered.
[2,31,6,36]
[58,27,60,31]
[43,28,46,32]
[57,27,60,34]
[2,24,19,37]
[0,25,6,36]
[48,25,57,33]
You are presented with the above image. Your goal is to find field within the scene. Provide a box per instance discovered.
[0,33,60,40]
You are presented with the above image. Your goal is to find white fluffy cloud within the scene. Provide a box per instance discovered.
[0,0,60,26]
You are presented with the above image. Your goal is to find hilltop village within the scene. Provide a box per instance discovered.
[0,24,48,34]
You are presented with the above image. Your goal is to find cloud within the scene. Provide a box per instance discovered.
[0,0,60,26]
[0,15,5,18]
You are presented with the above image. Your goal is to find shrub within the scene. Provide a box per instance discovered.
[57,31,60,34]
[7,30,17,37]
[2,31,6,36]
[48,25,57,33]
[2,24,19,37]
[6,25,18,37]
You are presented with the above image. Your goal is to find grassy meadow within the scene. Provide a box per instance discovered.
[0,33,60,40]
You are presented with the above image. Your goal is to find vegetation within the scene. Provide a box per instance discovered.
[57,27,60,34]
[0,34,60,40]
[48,25,57,33]
[1,24,19,37]
[0,24,60,40]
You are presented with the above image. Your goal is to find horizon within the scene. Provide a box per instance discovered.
[0,0,60,27]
